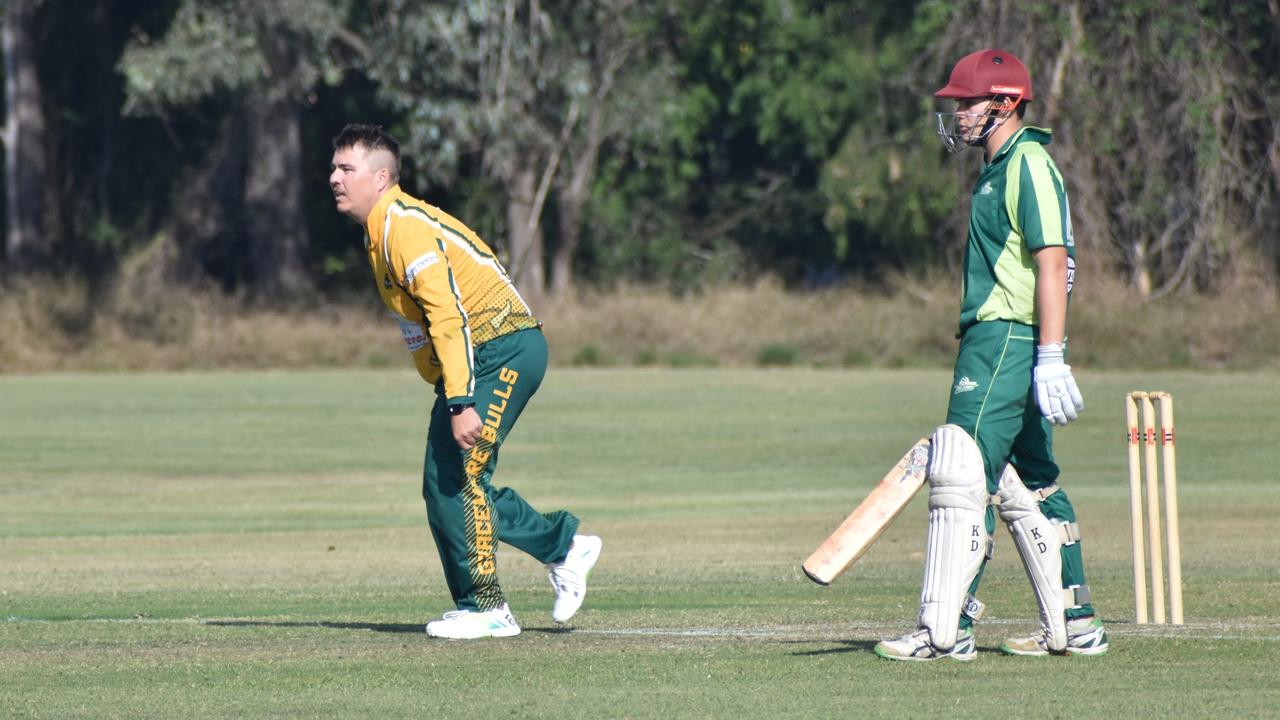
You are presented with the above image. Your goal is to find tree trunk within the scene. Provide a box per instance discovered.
[506,164,545,308]
[1132,241,1151,297]
[2,0,48,273]
[243,96,312,300]
[167,113,244,284]
[550,209,578,298]
[551,106,604,298]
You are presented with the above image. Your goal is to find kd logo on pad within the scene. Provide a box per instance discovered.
[953,376,980,394]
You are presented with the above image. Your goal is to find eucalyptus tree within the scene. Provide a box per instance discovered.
[896,0,1280,295]
[2,0,49,273]
[362,0,670,302]
[119,0,358,298]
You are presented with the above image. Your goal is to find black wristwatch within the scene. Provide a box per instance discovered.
[447,403,475,416]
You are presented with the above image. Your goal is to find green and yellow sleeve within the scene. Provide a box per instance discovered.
[385,208,476,405]
[1007,147,1068,252]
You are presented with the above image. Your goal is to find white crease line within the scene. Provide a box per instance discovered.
[582,627,1280,642]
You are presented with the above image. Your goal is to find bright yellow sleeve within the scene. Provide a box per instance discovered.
[385,209,475,405]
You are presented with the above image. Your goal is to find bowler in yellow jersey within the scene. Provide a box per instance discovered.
[329,124,601,639]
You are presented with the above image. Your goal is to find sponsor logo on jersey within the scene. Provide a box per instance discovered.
[390,311,429,352]
[954,376,980,394]
[383,273,393,289]
[978,181,994,196]
[404,251,440,285]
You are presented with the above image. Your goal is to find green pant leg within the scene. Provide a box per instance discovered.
[944,321,1037,629]
[1009,403,1098,620]
[470,330,578,565]
[423,394,488,609]
[945,321,1039,493]
[422,329,577,612]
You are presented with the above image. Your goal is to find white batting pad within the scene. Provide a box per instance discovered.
[918,425,989,650]
[927,424,986,493]
[995,463,1068,651]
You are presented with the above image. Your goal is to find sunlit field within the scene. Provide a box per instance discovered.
[3,369,1278,718]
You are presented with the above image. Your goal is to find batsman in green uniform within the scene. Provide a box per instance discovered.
[875,50,1108,661]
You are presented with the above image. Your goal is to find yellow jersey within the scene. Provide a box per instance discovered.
[363,186,539,404]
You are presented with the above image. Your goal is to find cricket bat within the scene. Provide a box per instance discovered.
[802,438,931,585]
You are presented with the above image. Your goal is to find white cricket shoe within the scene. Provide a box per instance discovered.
[873,627,977,662]
[425,604,521,639]
[1000,616,1109,656]
[547,534,602,623]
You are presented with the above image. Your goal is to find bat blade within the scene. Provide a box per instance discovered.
[802,438,930,585]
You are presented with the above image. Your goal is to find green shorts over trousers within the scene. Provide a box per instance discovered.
[423,328,578,612]
[945,320,1097,627]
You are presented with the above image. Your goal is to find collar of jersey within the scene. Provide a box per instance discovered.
[988,126,1053,166]
[364,184,405,251]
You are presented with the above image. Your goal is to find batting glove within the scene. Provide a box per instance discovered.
[1034,343,1084,426]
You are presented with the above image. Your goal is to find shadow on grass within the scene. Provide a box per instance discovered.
[205,620,577,635]
[205,620,422,634]
[783,639,880,657]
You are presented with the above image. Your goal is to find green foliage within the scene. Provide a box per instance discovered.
[633,347,660,366]
[571,344,612,367]
[821,125,960,269]
[755,342,800,366]
[841,349,873,367]
[119,0,350,113]
[118,4,260,113]
[6,0,1280,296]
[588,0,934,284]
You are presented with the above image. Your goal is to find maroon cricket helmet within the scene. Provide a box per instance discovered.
[934,49,1034,102]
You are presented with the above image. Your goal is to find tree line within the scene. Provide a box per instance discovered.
[3,0,1278,307]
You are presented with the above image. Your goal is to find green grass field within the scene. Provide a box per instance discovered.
[3,369,1280,718]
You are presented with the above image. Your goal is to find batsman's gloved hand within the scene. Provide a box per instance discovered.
[1034,343,1084,426]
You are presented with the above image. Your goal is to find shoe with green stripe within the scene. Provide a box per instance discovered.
[425,603,521,639]
[1000,616,1108,656]
[874,627,977,662]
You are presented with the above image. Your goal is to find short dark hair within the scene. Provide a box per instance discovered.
[333,123,401,181]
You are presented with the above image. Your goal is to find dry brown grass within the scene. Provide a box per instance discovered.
[1,272,1276,372]
[1070,271,1280,369]
[540,272,1280,370]
[538,275,959,368]
[0,278,403,373]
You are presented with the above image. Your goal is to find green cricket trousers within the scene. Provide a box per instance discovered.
[423,328,578,612]
[945,320,1096,621]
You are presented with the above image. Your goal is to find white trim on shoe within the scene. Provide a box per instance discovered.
[874,627,977,662]
[547,534,602,623]
[425,604,521,639]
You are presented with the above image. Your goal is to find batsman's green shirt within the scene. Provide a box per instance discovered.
[958,126,1075,334]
